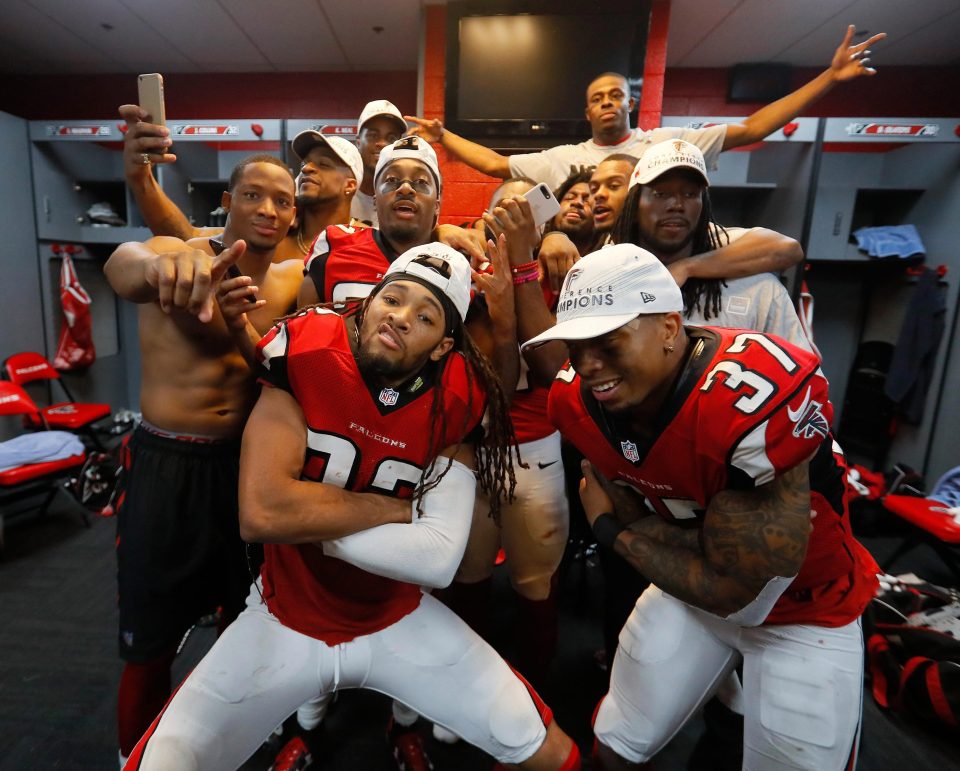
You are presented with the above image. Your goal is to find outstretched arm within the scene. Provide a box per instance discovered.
[580,461,812,618]
[238,386,412,544]
[120,104,216,240]
[668,227,803,287]
[405,116,511,179]
[104,236,244,322]
[722,26,886,150]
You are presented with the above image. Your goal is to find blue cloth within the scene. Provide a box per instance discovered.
[853,225,925,259]
[930,465,960,509]
[0,431,84,472]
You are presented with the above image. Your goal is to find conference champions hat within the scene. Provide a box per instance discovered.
[382,242,472,322]
[521,243,683,349]
[374,136,442,192]
[290,131,364,187]
[357,99,407,134]
[628,138,710,188]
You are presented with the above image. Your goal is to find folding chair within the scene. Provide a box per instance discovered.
[3,351,111,449]
[0,381,88,551]
[881,495,960,584]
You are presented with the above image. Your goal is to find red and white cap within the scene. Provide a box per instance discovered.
[382,242,472,322]
[629,139,710,188]
[521,243,683,349]
[357,99,407,134]
[374,136,442,192]
[290,131,364,186]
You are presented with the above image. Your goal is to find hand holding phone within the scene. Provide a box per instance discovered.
[522,182,561,228]
[137,73,166,126]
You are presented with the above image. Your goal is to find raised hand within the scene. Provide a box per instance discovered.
[119,104,176,175]
[403,115,444,143]
[831,25,886,81]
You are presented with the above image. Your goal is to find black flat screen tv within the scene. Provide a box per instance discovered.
[444,0,651,144]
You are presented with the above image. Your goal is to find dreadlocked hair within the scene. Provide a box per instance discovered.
[352,290,520,524]
[611,183,729,321]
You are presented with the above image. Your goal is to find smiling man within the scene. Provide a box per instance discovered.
[520,244,879,771]
[103,155,302,766]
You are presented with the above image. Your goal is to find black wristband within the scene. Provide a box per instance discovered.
[592,512,626,549]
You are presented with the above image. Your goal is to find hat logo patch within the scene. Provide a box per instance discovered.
[641,292,656,303]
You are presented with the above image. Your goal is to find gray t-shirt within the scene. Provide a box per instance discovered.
[508,124,728,191]
[683,228,810,351]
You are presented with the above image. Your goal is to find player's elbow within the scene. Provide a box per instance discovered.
[238,487,287,543]
[767,231,804,271]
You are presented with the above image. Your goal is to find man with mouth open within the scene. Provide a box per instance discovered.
[104,155,301,767]
[517,244,879,771]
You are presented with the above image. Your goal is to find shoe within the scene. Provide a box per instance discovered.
[387,717,434,771]
[296,693,333,731]
[269,737,313,771]
[86,202,126,226]
[431,722,460,744]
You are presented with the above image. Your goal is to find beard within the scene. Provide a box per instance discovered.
[556,217,594,241]
[640,229,695,257]
[356,345,406,385]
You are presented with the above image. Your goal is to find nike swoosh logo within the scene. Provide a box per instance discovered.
[537,460,559,469]
[787,386,811,423]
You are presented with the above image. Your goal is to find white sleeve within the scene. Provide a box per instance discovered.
[321,459,476,588]
[508,146,573,190]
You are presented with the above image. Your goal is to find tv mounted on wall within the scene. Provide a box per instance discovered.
[444,0,651,145]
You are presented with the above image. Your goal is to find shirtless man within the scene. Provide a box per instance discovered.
[118,105,363,261]
[103,155,300,766]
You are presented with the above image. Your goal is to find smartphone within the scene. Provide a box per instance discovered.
[523,182,561,228]
[225,264,257,305]
[137,73,166,125]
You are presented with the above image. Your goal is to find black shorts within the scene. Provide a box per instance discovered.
[116,426,256,662]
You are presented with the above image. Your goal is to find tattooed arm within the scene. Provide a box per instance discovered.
[580,462,812,616]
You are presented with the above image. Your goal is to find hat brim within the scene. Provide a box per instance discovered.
[631,163,709,188]
[521,312,640,350]
[359,112,407,134]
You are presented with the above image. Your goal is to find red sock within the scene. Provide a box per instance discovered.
[439,577,493,640]
[512,575,559,692]
[117,647,176,756]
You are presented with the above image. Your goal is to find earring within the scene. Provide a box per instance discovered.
[664,344,675,353]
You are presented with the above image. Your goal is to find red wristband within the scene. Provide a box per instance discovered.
[510,260,539,275]
[512,269,540,286]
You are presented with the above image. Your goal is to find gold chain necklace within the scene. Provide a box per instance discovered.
[296,228,310,255]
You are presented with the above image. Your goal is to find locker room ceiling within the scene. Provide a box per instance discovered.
[0,0,956,74]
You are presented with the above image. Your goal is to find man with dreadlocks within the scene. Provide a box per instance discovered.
[612,139,810,346]
[125,243,581,771]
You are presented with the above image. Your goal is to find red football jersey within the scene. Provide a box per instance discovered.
[256,308,486,644]
[549,326,878,627]
[304,225,398,309]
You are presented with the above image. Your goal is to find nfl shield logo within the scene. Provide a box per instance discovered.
[621,440,639,462]
[378,388,399,406]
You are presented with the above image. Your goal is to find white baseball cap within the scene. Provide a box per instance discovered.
[374,136,442,192]
[357,99,407,134]
[521,243,683,349]
[382,242,472,323]
[628,139,710,189]
[290,131,364,187]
